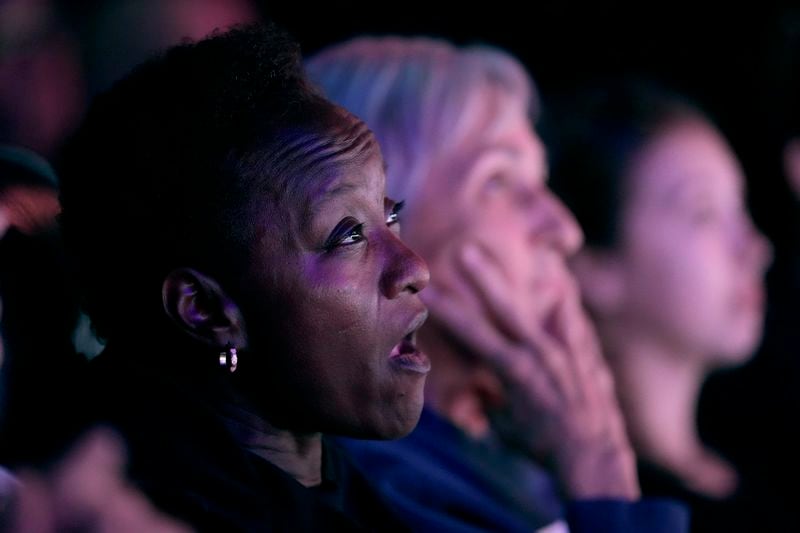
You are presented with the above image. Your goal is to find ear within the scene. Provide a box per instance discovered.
[570,249,626,315]
[162,268,248,349]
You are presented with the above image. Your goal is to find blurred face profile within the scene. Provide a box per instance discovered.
[616,118,771,364]
[406,86,583,330]
[237,138,431,439]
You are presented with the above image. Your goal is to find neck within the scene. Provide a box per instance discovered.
[219,401,323,487]
[601,322,737,497]
[127,333,325,488]
[419,323,494,440]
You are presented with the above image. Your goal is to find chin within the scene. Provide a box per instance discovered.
[692,312,763,369]
[711,348,755,369]
[393,412,425,438]
[358,399,425,440]
[712,328,763,367]
[381,399,426,439]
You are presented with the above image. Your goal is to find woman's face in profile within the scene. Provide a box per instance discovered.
[617,118,771,363]
[409,90,583,331]
[238,143,430,439]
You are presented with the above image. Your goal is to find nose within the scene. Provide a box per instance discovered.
[380,231,431,299]
[740,217,773,274]
[749,218,773,272]
[529,188,584,256]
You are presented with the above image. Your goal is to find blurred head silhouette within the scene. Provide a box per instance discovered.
[548,81,772,497]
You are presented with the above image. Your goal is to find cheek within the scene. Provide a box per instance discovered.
[662,238,737,311]
[626,235,743,343]
[274,288,379,422]
[471,207,534,274]
[285,282,424,438]
[291,260,387,374]
[292,277,379,360]
[263,262,360,350]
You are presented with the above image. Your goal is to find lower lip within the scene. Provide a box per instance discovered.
[389,345,431,375]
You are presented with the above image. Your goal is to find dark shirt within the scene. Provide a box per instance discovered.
[340,408,689,533]
[638,459,765,533]
[76,347,407,533]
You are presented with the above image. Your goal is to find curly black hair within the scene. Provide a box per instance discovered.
[58,23,368,341]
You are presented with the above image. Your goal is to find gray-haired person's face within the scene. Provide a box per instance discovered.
[405,88,583,332]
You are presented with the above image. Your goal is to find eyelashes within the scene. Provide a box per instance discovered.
[339,223,366,245]
[322,199,406,252]
[386,200,405,225]
[323,217,365,251]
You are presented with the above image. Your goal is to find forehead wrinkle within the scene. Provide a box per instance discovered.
[286,132,375,212]
[269,119,375,178]
[241,117,377,222]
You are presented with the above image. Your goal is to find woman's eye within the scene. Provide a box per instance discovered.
[324,217,365,251]
[484,172,510,192]
[386,200,405,226]
[340,224,365,244]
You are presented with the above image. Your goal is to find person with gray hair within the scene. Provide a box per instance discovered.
[308,37,688,532]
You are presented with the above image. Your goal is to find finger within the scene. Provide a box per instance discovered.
[456,243,582,401]
[53,427,129,514]
[457,242,532,344]
[552,279,614,408]
[7,472,56,533]
[425,284,563,407]
[423,284,515,361]
[551,278,596,359]
[99,488,194,533]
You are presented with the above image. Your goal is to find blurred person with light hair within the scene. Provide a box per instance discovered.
[308,37,688,533]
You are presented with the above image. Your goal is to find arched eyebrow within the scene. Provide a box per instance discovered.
[312,181,361,206]
[301,169,379,233]
[302,178,353,228]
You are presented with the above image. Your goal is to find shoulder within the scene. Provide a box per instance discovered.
[335,414,561,533]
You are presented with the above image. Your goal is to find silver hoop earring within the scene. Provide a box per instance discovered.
[219,343,238,373]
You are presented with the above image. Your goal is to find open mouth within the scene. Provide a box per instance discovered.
[389,312,431,375]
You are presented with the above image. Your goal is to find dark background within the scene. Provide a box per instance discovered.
[263,1,800,520]
[268,1,800,241]
[4,0,800,523]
